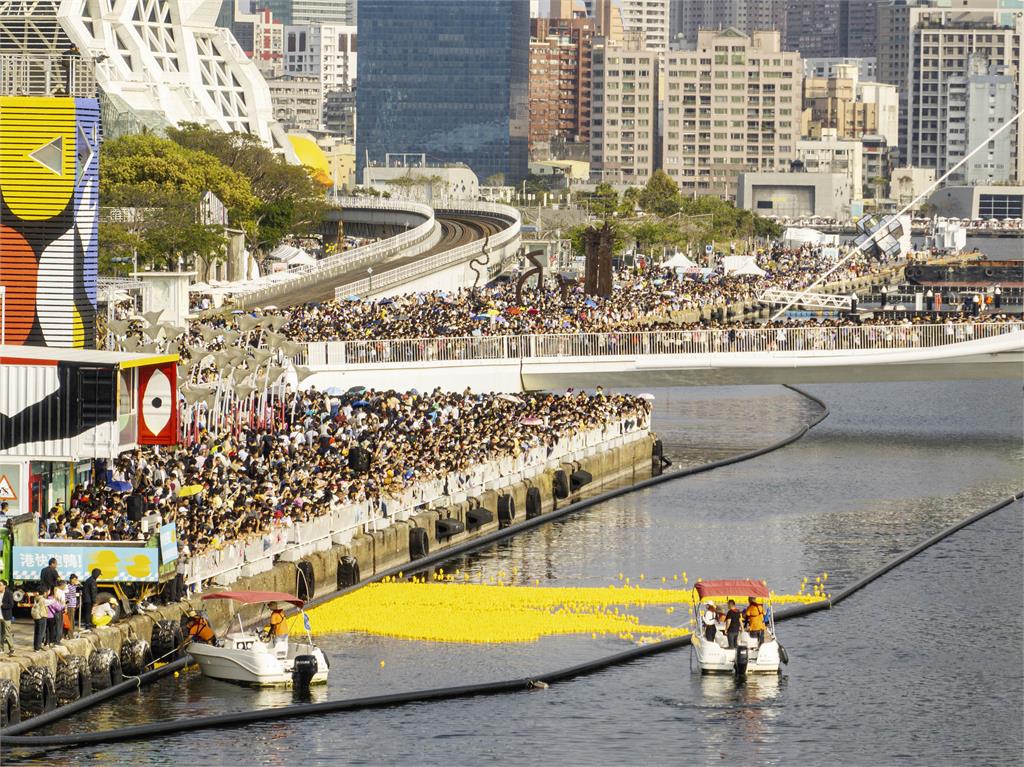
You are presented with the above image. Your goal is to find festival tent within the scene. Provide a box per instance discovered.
[663,253,697,270]
[721,255,767,277]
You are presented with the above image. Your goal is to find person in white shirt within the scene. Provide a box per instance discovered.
[701,601,718,641]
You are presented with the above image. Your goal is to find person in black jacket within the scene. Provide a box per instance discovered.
[81,568,101,628]
[0,580,15,654]
[40,558,60,592]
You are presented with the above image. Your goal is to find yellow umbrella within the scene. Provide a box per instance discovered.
[177,484,204,498]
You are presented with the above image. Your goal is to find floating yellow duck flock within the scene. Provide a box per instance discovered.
[305,569,829,645]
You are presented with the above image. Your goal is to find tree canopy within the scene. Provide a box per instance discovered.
[99,126,329,274]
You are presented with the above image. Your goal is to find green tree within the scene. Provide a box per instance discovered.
[585,182,620,219]
[100,135,255,274]
[638,170,681,217]
[166,123,327,253]
[628,219,685,254]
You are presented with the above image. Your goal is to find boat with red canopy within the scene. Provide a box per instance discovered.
[186,590,329,687]
[691,579,787,675]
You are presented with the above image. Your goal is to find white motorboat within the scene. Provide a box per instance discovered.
[187,590,329,687]
[690,579,789,675]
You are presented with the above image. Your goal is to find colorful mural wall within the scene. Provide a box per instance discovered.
[0,96,99,349]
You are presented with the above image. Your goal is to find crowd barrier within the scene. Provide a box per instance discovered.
[178,415,650,588]
[305,321,1022,367]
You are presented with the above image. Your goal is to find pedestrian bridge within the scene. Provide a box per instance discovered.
[301,322,1024,392]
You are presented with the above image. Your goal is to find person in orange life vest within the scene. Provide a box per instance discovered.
[744,597,766,646]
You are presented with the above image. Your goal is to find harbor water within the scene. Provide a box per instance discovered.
[17,379,1023,766]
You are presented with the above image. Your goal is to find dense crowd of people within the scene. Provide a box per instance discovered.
[268,242,898,342]
[39,388,651,560]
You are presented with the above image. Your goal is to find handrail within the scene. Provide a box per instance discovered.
[178,415,649,587]
[233,198,438,308]
[333,202,521,299]
[305,321,1023,367]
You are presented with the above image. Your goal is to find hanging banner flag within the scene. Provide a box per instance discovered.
[138,363,178,444]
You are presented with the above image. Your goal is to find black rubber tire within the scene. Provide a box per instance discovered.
[56,655,91,705]
[151,619,184,662]
[90,648,122,690]
[525,486,542,519]
[120,639,153,677]
[19,666,56,717]
[409,527,430,561]
[552,470,569,499]
[337,556,361,588]
[497,495,515,529]
[295,560,316,602]
[0,678,20,727]
[570,469,593,491]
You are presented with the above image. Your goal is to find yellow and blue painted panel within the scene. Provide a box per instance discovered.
[13,545,159,582]
[0,96,100,348]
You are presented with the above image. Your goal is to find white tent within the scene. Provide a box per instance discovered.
[721,255,767,277]
[663,253,697,270]
[269,243,316,267]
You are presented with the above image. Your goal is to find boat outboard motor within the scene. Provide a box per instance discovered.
[292,655,318,689]
[734,646,749,675]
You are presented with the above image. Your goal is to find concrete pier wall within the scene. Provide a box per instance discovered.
[0,432,656,692]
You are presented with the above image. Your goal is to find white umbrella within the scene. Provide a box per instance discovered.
[637,393,656,400]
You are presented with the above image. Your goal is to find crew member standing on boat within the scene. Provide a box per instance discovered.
[702,601,717,641]
[745,597,765,646]
[268,603,289,649]
[725,600,742,649]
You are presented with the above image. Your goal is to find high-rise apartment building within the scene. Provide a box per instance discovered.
[839,0,877,57]
[585,0,626,41]
[949,56,1018,184]
[877,1,1023,177]
[785,0,840,59]
[589,39,659,182]
[357,0,530,183]
[618,0,671,50]
[662,29,802,198]
[902,7,1022,181]
[528,16,596,155]
[284,23,357,91]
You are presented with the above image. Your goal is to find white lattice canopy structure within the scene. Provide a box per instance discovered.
[0,0,294,157]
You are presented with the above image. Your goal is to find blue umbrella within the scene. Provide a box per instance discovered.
[352,399,370,407]
[108,480,133,493]
[379,298,395,305]
[583,298,598,308]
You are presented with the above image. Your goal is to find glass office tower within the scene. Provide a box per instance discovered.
[357,0,529,184]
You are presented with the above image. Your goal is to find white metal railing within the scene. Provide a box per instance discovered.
[759,287,853,310]
[178,414,649,588]
[334,202,521,299]
[0,53,96,97]
[305,322,1023,367]
[234,198,439,308]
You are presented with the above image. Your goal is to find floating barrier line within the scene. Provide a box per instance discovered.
[3,491,1018,752]
[2,384,829,747]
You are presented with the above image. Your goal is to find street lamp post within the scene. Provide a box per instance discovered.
[367,266,374,292]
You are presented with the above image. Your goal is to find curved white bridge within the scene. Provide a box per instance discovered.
[303,322,1024,392]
